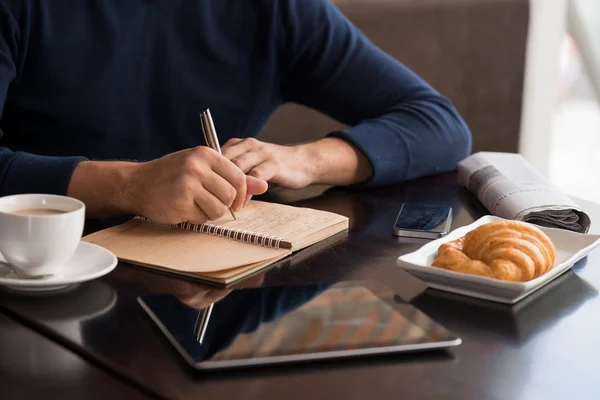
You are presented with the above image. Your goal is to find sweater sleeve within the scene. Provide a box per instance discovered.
[0,3,86,196]
[277,0,472,188]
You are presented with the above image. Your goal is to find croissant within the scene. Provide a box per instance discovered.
[431,220,556,282]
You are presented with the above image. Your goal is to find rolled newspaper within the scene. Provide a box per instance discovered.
[457,152,591,233]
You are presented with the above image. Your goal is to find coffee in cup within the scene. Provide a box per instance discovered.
[10,208,69,216]
[0,194,85,277]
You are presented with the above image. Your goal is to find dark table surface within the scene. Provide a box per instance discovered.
[1,173,600,400]
[0,312,151,400]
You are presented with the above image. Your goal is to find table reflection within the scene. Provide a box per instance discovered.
[0,280,117,379]
[411,262,598,343]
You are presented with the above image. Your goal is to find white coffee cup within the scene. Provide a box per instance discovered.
[0,194,85,277]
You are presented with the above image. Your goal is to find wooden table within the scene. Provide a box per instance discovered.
[1,173,599,400]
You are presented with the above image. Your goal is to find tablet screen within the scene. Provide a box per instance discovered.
[138,281,460,369]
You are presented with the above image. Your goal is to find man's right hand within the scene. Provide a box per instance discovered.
[67,147,268,223]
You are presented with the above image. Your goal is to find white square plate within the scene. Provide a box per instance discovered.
[396,216,600,304]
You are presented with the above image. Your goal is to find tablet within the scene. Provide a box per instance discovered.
[137,281,461,370]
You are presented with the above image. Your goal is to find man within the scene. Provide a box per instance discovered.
[0,0,471,225]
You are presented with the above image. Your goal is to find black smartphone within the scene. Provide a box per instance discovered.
[392,203,452,239]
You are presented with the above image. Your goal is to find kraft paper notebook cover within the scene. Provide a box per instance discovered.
[83,201,349,285]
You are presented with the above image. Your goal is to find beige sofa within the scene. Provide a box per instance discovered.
[258,0,530,155]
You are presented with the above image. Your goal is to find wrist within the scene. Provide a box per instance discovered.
[67,160,141,217]
[112,162,141,214]
[299,137,372,186]
[293,142,320,186]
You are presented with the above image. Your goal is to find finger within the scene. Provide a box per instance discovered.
[187,204,210,225]
[202,288,233,305]
[221,138,243,151]
[201,171,237,208]
[180,288,233,310]
[231,151,264,174]
[211,156,247,212]
[221,139,249,160]
[237,274,265,289]
[248,161,279,183]
[221,137,258,161]
[244,194,252,208]
[246,175,268,196]
[193,187,230,221]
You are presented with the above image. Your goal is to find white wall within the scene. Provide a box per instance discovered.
[519,0,569,177]
[569,0,600,101]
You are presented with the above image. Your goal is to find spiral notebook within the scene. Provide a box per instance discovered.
[82,201,349,285]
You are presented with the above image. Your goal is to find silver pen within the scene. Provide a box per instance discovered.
[200,108,237,221]
[193,303,214,344]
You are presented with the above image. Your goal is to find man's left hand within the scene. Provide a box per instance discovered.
[222,138,314,190]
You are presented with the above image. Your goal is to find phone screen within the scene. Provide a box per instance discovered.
[393,203,452,238]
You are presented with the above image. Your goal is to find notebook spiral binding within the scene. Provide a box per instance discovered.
[138,216,286,250]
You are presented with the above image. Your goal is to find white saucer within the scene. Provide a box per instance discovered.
[0,241,118,292]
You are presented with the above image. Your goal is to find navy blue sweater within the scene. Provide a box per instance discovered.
[0,0,471,196]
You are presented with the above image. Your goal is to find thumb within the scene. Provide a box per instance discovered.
[246,175,268,196]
